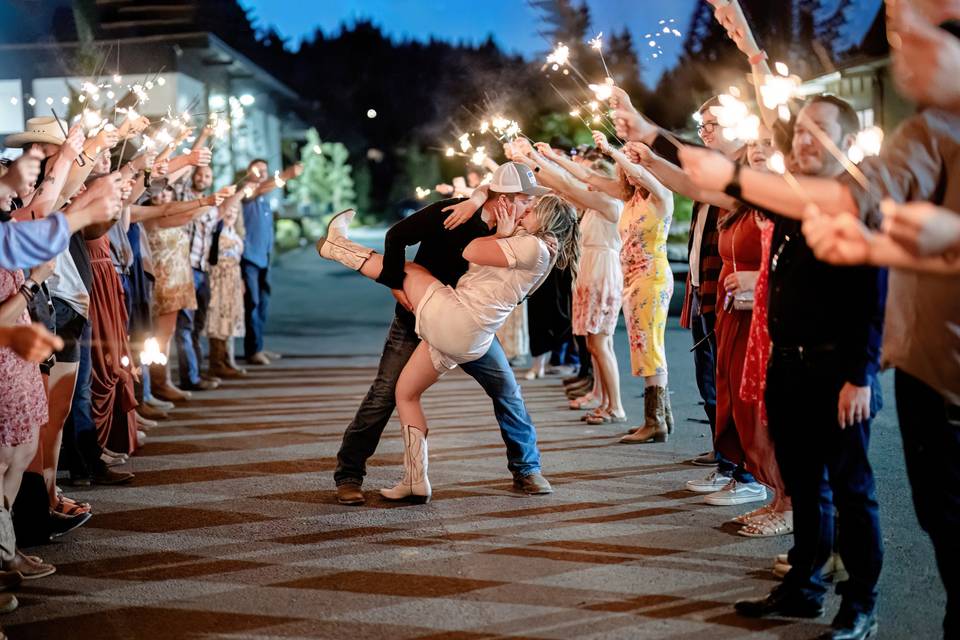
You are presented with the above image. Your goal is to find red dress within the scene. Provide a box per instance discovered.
[713,213,784,497]
[86,236,138,454]
[0,268,47,446]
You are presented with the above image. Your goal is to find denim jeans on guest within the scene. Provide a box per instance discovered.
[895,369,959,638]
[334,313,542,485]
[241,259,271,358]
[176,268,210,386]
[766,349,883,614]
[63,321,101,475]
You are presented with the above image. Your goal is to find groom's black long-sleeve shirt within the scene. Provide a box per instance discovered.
[376,198,493,318]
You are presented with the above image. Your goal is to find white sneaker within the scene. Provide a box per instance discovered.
[703,480,767,506]
[685,470,733,493]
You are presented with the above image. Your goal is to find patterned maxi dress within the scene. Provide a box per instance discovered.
[618,191,674,377]
[572,206,623,336]
[739,218,774,415]
[0,268,47,447]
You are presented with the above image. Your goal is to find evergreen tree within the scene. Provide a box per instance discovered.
[286,128,356,216]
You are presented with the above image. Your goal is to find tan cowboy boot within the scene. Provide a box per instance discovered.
[209,338,245,379]
[621,386,668,443]
[316,209,373,271]
[664,386,674,434]
[380,425,431,503]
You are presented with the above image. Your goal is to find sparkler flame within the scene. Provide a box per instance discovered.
[589,33,603,51]
[445,147,455,157]
[415,187,431,199]
[767,152,787,174]
[139,337,167,366]
[458,133,472,152]
[274,170,286,188]
[470,146,487,167]
[711,92,760,142]
[546,43,570,68]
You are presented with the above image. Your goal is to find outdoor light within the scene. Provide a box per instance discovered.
[45,97,53,106]
[27,97,36,106]
[239,94,255,106]
[106,90,115,99]
[113,74,122,84]
[367,109,377,119]
[209,95,227,109]
[156,77,166,86]
[9,97,16,106]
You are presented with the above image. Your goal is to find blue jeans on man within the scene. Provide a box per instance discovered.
[335,314,541,485]
[242,258,271,359]
[176,268,210,387]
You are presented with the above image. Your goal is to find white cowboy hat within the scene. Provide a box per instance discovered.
[4,117,66,148]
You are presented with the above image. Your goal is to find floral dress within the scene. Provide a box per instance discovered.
[740,218,774,412]
[572,206,623,336]
[206,226,246,340]
[0,268,48,446]
[144,225,196,315]
[618,192,674,377]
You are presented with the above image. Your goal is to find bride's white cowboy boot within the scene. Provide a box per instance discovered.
[316,208,373,270]
[380,425,431,504]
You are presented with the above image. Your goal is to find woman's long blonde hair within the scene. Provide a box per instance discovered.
[532,194,581,282]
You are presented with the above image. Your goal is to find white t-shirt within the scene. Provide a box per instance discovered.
[455,232,551,335]
[47,249,90,318]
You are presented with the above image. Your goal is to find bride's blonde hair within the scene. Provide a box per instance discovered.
[532,194,581,282]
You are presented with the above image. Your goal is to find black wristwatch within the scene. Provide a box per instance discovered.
[23,279,41,296]
[723,162,744,201]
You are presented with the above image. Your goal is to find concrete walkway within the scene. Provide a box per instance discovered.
[2,246,943,639]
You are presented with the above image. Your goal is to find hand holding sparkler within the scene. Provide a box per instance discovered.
[152,159,169,179]
[186,147,212,168]
[533,141,557,160]
[888,0,960,112]
[881,199,960,258]
[678,146,736,192]
[510,137,534,158]
[60,124,86,165]
[206,185,237,208]
[608,86,637,115]
[623,141,655,167]
[591,130,611,154]
[706,0,761,58]
[612,105,658,144]
[802,205,874,266]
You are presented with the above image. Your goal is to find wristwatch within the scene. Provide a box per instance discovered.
[24,278,41,295]
[723,162,744,201]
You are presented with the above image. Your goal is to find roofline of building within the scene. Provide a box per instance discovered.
[0,31,299,100]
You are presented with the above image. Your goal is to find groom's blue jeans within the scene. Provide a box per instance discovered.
[334,312,542,485]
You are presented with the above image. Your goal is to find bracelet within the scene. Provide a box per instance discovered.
[748,50,767,65]
[18,286,35,303]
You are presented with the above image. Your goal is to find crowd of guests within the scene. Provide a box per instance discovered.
[330,1,954,638]
[0,106,301,623]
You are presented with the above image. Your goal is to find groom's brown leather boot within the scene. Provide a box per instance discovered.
[336,482,365,506]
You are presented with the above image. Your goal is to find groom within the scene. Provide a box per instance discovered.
[333,162,553,504]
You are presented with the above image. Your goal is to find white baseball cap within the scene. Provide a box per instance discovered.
[488,162,550,197]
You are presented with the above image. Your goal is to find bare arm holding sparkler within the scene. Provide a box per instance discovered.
[55,128,122,211]
[706,0,781,128]
[63,173,125,235]
[164,146,211,186]
[803,205,960,274]
[133,188,230,227]
[628,142,739,211]
[889,0,960,112]
[530,141,622,201]
[521,144,621,222]
[245,163,304,200]
[593,133,673,209]
[0,325,63,363]
[679,145,852,220]
[18,125,86,221]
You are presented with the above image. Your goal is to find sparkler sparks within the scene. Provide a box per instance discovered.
[546,43,570,71]
[470,146,488,167]
[711,91,761,142]
[274,170,286,188]
[767,151,787,174]
[588,77,615,102]
[139,337,167,366]
[445,147,455,157]
[458,132,472,152]
[847,126,884,164]
[415,186,431,199]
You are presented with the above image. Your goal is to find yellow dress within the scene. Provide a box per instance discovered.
[618,192,674,377]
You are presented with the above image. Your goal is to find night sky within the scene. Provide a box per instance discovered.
[239,0,699,87]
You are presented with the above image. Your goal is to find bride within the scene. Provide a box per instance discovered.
[317,194,579,502]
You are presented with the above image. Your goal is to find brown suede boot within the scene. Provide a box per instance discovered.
[209,338,246,379]
[620,386,668,444]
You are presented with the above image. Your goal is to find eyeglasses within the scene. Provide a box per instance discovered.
[697,122,718,135]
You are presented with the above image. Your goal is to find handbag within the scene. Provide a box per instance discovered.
[730,220,755,312]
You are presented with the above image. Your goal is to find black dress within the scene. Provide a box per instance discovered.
[527,264,573,357]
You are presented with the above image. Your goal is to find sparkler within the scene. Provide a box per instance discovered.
[711,91,761,142]
[274,170,286,188]
[545,43,570,71]
[470,147,488,166]
[445,147,455,157]
[758,62,801,111]
[458,132,472,152]
[50,109,85,167]
[140,337,167,366]
[847,126,884,164]
[589,32,612,79]
[415,186,431,199]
